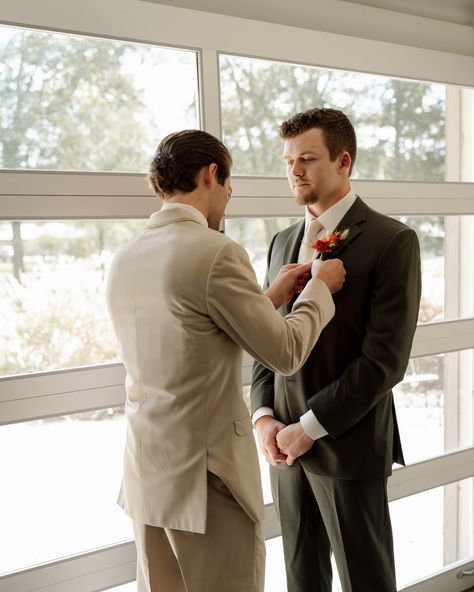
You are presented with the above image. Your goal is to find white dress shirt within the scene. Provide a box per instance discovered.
[160,202,208,227]
[253,189,357,440]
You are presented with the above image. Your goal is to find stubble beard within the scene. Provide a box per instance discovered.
[294,189,318,206]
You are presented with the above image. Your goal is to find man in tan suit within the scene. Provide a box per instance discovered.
[106,129,345,592]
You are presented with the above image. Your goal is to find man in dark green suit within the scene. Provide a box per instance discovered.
[251,108,421,592]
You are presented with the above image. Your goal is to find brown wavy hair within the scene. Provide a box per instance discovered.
[280,108,357,175]
[148,130,232,199]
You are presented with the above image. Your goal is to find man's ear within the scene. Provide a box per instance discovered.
[202,163,218,188]
[339,151,351,174]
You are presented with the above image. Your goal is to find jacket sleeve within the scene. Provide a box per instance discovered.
[206,239,335,378]
[249,234,279,413]
[308,228,421,437]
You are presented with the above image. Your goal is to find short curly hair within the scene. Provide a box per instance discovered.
[280,108,357,175]
[148,130,232,199]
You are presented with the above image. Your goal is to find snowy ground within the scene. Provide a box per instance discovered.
[1,406,465,591]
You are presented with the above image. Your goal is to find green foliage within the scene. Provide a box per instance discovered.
[0,219,146,376]
[397,216,444,257]
[0,269,119,376]
[0,29,148,171]
[220,56,445,181]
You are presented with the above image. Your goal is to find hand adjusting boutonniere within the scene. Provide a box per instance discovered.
[313,229,350,260]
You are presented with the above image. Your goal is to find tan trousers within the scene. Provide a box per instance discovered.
[133,472,265,592]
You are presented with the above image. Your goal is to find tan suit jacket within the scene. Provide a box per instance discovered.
[106,208,334,534]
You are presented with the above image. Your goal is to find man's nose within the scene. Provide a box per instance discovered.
[291,162,303,178]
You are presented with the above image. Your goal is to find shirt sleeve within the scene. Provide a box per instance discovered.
[300,409,329,440]
[251,406,275,425]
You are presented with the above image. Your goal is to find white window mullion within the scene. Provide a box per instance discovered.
[400,559,474,592]
[0,542,135,592]
[388,448,474,502]
[0,364,126,425]
[2,175,474,219]
[199,48,222,139]
[445,86,463,184]
[461,88,474,183]
[410,320,474,358]
[1,319,471,425]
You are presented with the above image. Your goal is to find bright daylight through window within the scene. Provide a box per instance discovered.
[0,408,131,574]
[0,25,199,172]
[0,220,145,377]
[0,13,472,592]
[220,55,446,180]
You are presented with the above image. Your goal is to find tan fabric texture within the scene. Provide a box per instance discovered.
[133,472,265,592]
[106,208,335,534]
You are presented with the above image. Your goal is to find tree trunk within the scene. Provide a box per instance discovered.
[12,221,24,283]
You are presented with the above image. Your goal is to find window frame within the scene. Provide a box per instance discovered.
[0,2,473,590]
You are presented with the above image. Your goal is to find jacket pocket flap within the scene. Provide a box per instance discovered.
[233,415,253,436]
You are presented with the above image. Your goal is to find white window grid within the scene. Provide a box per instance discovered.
[0,1,473,590]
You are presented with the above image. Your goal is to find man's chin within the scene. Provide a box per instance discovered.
[295,192,318,206]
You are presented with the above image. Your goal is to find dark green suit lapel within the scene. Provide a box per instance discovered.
[281,197,367,312]
[321,196,367,260]
[284,219,305,264]
[281,220,305,315]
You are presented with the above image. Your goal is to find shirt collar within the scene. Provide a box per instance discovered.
[160,202,208,228]
[305,189,357,234]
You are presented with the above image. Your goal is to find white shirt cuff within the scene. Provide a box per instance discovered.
[252,406,274,425]
[300,409,328,440]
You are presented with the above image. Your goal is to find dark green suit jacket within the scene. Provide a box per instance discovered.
[251,197,422,479]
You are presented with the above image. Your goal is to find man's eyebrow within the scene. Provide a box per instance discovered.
[283,151,316,160]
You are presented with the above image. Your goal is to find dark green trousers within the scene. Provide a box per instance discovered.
[270,462,396,592]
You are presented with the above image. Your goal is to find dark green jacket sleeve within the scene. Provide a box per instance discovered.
[250,234,278,414]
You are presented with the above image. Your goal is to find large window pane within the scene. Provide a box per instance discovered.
[395,349,474,465]
[396,216,444,323]
[391,478,474,588]
[0,25,199,172]
[395,215,474,323]
[0,219,145,377]
[0,408,131,575]
[224,217,301,285]
[220,55,445,180]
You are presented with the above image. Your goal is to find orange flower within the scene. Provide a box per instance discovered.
[312,229,350,258]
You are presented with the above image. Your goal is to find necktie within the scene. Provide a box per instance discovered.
[298,219,323,263]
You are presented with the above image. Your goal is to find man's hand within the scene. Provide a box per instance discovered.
[276,421,315,466]
[255,415,288,466]
[264,263,312,309]
[312,258,346,294]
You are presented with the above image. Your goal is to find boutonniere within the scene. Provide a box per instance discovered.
[313,229,350,260]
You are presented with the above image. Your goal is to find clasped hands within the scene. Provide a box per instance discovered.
[255,415,314,466]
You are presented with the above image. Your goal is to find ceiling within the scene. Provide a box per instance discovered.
[140,0,474,56]
[343,0,474,27]
[143,0,474,28]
